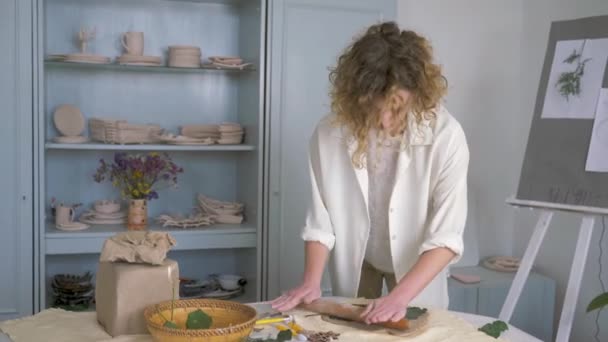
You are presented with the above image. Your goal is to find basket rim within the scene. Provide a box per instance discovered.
[144,298,257,335]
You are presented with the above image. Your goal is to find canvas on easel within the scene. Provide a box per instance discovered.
[503,15,608,342]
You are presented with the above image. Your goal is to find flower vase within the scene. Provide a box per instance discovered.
[127,199,147,230]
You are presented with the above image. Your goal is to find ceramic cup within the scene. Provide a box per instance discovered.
[121,31,144,56]
[55,205,75,225]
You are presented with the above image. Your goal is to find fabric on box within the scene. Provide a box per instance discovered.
[99,231,176,266]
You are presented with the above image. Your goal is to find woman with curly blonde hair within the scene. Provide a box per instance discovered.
[272,21,469,324]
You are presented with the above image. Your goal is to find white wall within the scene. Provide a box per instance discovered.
[398,0,525,263]
[399,1,608,341]
[514,1,608,341]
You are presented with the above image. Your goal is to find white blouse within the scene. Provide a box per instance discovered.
[301,105,469,309]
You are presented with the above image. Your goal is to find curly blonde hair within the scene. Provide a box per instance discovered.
[329,21,447,168]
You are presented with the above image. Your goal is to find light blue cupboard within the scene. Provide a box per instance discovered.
[0,0,34,320]
[1,0,400,319]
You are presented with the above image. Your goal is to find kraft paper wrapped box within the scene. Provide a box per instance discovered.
[95,231,179,336]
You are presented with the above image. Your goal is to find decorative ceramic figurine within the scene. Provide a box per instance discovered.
[77,27,96,54]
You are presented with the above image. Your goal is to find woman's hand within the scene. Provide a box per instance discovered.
[271,282,322,312]
[360,291,408,324]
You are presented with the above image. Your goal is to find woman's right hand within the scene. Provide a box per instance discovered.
[270,281,322,312]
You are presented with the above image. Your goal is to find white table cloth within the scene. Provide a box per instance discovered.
[0,305,541,342]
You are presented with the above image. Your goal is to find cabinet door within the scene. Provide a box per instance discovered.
[265,0,396,299]
[0,0,34,320]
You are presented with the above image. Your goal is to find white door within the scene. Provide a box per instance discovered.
[265,0,397,299]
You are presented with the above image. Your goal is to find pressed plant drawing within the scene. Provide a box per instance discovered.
[556,39,592,101]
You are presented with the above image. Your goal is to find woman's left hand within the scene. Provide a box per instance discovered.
[360,292,408,324]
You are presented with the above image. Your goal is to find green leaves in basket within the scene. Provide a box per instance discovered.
[587,292,608,312]
[186,309,213,329]
[164,321,179,329]
[406,306,428,320]
[478,320,508,338]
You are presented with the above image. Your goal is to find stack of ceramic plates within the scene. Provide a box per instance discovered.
[218,122,244,145]
[80,202,126,225]
[116,55,162,67]
[181,124,221,141]
[168,45,201,68]
[159,133,215,145]
[52,272,95,311]
[53,104,89,144]
[64,53,111,64]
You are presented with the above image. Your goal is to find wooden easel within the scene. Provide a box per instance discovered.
[498,198,608,342]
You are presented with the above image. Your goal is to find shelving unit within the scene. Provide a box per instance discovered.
[36,0,266,311]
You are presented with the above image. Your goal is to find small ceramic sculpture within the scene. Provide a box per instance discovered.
[77,27,96,54]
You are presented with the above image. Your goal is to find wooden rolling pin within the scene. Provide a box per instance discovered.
[298,299,409,331]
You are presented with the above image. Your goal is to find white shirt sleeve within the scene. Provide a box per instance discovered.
[301,128,336,250]
[418,126,469,263]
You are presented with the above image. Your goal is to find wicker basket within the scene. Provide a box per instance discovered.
[144,299,257,342]
[89,118,162,144]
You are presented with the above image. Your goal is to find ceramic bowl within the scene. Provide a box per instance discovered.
[218,275,247,291]
[94,200,121,214]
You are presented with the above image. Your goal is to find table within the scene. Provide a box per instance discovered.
[0,304,541,342]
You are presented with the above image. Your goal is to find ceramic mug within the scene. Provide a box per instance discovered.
[55,205,75,225]
[121,31,144,56]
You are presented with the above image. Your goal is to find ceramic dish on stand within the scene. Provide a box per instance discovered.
[53,104,85,137]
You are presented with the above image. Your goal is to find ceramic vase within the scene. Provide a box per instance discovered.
[127,199,147,230]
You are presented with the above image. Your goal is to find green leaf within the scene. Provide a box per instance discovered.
[587,292,608,312]
[406,306,428,320]
[492,320,508,331]
[186,309,213,329]
[276,330,293,342]
[164,321,179,329]
[478,320,508,339]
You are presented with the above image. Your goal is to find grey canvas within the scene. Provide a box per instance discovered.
[517,15,608,209]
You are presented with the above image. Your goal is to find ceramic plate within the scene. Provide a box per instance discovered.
[64,54,111,64]
[116,55,162,63]
[84,210,127,219]
[47,54,67,61]
[53,104,85,137]
[80,215,125,225]
[56,222,90,231]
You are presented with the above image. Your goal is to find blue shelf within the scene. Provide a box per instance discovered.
[45,60,255,74]
[45,222,257,255]
[45,142,256,152]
